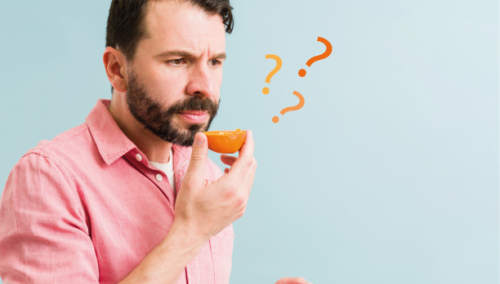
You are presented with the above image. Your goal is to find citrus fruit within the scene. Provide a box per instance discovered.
[202,129,247,154]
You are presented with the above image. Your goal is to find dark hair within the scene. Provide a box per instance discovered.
[106,0,234,62]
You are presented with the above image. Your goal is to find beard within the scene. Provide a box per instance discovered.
[125,70,219,147]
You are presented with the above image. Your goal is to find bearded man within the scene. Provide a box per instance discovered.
[0,1,310,284]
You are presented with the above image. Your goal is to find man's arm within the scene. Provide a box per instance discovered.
[119,131,257,283]
[116,220,205,283]
[0,153,100,283]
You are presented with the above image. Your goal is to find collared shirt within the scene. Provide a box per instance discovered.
[0,99,234,284]
[150,148,176,195]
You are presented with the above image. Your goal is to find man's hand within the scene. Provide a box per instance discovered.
[118,131,256,284]
[275,277,312,284]
[173,130,257,241]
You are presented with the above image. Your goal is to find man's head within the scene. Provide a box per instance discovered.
[104,0,233,146]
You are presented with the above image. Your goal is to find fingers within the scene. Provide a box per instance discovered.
[226,130,255,180]
[239,130,254,159]
[220,154,237,166]
[183,132,208,189]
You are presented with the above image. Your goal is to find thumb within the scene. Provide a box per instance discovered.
[183,132,208,188]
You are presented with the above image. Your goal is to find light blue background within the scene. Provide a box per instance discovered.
[0,1,498,283]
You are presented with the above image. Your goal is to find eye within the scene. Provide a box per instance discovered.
[169,58,185,65]
[210,59,221,67]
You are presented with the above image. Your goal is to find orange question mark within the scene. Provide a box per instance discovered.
[298,37,332,77]
[272,91,304,123]
[262,54,282,95]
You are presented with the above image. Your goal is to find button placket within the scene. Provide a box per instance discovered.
[123,152,175,208]
[156,174,163,182]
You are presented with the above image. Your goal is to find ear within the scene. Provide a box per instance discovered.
[103,47,128,92]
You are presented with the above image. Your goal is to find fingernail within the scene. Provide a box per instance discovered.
[194,134,203,146]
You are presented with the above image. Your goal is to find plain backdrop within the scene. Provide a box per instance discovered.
[0,1,498,283]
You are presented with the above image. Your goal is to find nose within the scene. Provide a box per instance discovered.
[186,61,217,100]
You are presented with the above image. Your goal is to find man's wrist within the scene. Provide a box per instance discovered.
[117,221,209,284]
[161,220,210,258]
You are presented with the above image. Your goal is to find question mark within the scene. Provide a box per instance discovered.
[272,91,305,123]
[262,54,282,95]
[298,37,332,77]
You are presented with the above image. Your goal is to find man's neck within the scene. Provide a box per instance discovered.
[108,93,172,163]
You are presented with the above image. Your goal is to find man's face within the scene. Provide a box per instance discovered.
[125,0,226,146]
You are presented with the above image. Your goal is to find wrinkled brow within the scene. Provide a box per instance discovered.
[154,50,226,60]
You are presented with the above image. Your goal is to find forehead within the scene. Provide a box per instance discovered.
[141,0,226,56]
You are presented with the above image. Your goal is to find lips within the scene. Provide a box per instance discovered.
[178,111,209,124]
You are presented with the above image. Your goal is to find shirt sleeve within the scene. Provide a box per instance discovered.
[0,153,99,283]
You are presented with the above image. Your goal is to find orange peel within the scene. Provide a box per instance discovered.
[202,129,247,154]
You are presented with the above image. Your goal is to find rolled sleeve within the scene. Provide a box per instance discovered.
[0,153,99,283]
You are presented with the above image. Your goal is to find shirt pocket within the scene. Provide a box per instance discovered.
[210,225,234,284]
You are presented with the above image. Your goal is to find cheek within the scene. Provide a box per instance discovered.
[214,70,223,96]
[149,72,187,104]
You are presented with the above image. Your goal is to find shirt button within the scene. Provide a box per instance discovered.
[156,174,163,182]
[135,154,143,162]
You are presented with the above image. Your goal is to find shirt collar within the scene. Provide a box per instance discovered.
[172,144,192,172]
[85,99,193,167]
[85,99,136,165]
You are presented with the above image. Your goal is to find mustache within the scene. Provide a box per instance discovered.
[167,96,219,115]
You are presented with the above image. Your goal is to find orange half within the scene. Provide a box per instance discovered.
[203,129,247,154]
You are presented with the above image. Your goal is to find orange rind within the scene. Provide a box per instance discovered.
[202,129,247,154]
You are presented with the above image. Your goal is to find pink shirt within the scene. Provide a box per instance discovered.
[0,99,234,284]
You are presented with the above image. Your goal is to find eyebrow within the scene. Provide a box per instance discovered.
[154,50,226,60]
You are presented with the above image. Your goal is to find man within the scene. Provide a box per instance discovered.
[0,0,311,283]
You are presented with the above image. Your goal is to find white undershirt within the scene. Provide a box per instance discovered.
[149,148,176,195]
